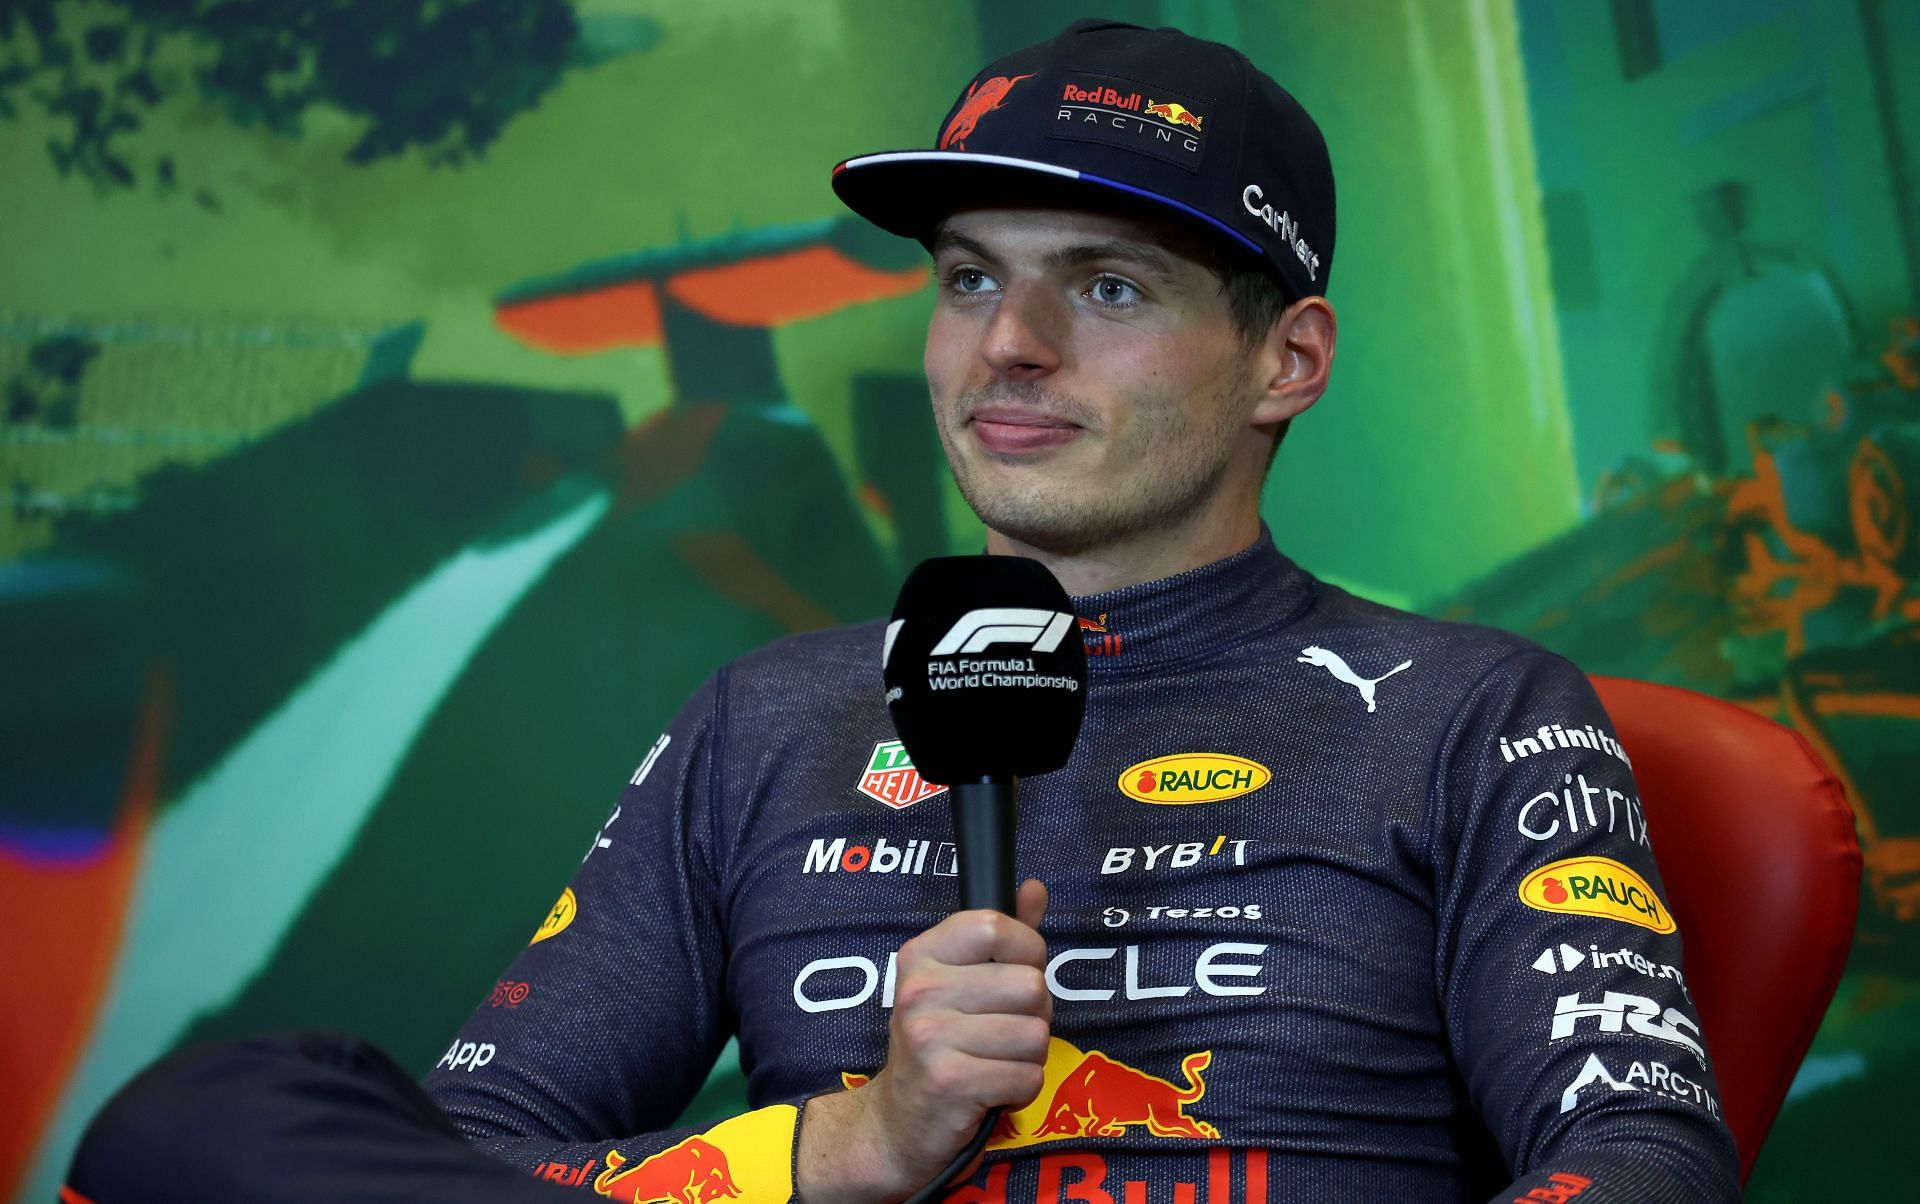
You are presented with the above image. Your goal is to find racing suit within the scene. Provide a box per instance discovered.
[426,532,1741,1203]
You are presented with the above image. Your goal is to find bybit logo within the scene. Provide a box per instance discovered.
[1102,836,1252,874]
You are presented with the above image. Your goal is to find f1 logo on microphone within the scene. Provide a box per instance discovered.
[928,608,1076,656]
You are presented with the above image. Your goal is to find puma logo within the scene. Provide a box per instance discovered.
[1297,646,1412,713]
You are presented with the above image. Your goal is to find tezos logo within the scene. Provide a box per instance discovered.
[1119,754,1270,804]
[856,739,946,810]
[1518,857,1674,933]
[1101,903,1263,928]
[489,980,531,1008]
[529,887,577,945]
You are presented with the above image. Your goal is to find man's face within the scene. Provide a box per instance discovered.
[925,204,1270,557]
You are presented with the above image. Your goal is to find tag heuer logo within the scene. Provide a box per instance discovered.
[858,740,946,810]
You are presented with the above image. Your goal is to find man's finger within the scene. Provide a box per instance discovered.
[1016,877,1048,930]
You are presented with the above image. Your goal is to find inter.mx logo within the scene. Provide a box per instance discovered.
[858,740,946,810]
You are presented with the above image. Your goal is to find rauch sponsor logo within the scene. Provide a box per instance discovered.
[1518,857,1674,933]
[801,836,957,876]
[1118,756,1270,805]
[529,887,577,945]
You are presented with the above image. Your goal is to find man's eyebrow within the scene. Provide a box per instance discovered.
[930,229,1182,281]
[1046,238,1180,281]
[930,228,994,263]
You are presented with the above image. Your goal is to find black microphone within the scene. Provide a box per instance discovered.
[882,555,1088,915]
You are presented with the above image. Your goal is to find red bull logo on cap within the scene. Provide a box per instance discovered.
[941,73,1034,151]
[1144,100,1204,131]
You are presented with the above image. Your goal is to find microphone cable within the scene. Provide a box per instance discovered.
[902,1108,1001,1204]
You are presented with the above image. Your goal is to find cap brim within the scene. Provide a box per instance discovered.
[832,151,1264,260]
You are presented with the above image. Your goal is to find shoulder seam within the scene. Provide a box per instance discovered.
[1419,643,1541,871]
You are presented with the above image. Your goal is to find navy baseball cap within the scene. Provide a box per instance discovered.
[832,18,1336,301]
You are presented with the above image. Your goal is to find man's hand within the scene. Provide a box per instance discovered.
[796,879,1051,1204]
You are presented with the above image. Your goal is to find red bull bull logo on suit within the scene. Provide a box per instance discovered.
[594,1137,739,1204]
[841,1038,1221,1152]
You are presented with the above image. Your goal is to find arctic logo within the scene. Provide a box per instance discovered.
[1559,1052,1721,1118]
[1241,185,1321,281]
[930,608,1075,655]
[1297,646,1411,713]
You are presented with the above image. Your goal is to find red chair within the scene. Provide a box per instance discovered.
[1589,675,1861,1183]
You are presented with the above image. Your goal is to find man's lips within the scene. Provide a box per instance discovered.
[966,407,1083,455]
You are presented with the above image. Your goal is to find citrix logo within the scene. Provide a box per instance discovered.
[1103,837,1250,874]
[437,1039,496,1073]
[929,608,1075,656]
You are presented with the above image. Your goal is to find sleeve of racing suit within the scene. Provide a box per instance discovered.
[424,668,803,1200]
[1428,648,1743,1204]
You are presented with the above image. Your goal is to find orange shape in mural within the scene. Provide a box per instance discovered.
[0,668,166,1201]
[495,280,664,354]
[666,247,927,328]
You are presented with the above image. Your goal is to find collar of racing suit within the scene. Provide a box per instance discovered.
[1066,524,1319,678]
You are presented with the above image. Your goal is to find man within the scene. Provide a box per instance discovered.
[422,18,1738,1204]
[65,18,1739,1204]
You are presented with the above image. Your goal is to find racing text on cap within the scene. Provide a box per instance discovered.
[1048,73,1210,172]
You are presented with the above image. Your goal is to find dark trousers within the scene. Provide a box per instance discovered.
[64,1032,574,1203]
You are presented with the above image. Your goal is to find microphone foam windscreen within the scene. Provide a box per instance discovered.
[882,555,1088,783]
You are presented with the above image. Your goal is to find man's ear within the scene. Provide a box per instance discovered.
[1252,296,1336,425]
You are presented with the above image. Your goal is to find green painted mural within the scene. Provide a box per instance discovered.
[2,1,1914,1199]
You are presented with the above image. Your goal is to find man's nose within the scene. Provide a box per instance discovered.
[980,281,1064,379]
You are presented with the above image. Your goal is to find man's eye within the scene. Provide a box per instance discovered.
[949,268,997,294]
[1090,275,1141,306]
